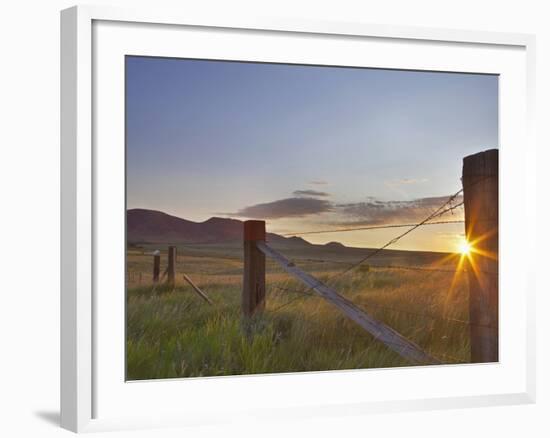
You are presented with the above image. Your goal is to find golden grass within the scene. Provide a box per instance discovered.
[126,247,471,380]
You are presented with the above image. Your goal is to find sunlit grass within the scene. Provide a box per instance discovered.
[126,247,471,380]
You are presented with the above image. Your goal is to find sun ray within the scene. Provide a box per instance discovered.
[443,252,468,312]
[428,250,462,270]
[469,247,498,261]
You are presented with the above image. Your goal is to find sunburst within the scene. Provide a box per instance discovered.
[458,238,472,256]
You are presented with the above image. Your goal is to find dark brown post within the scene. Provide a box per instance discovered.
[242,220,266,317]
[462,149,499,363]
[167,246,177,288]
[153,254,160,283]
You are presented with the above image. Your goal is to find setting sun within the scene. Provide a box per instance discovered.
[458,239,472,256]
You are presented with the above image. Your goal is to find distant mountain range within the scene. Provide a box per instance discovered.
[126,209,450,265]
[127,208,316,246]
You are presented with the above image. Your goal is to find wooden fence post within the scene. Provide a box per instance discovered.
[167,246,177,287]
[153,254,160,283]
[242,220,266,317]
[462,149,499,363]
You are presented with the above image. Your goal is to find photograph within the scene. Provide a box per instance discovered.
[125,56,499,380]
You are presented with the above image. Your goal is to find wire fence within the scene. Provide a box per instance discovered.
[268,187,466,312]
[279,219,464,237]
[128,175,497,364]
[265,181,497,336]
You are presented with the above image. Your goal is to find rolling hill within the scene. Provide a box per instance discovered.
[127,209,451,268]
[126,208,310,246]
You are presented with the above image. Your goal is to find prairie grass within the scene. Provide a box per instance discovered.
[126,246,470,380]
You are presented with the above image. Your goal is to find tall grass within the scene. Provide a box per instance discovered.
[126,253,470,380]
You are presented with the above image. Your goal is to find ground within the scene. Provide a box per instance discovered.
[126,242,470,380]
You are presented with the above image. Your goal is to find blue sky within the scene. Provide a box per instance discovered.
[126,56,498,251]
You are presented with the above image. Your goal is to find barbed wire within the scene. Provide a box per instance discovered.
[269,288,316,312]
[286,259,495,276]
[280,219,464,237]
[269,196,466,315]
[317,191,465,284]
[280,257,468,274]
[268,187,465,313]
[279,199,464,238]
[367,262,496,277]
[270,281,496,330]
[267,185,499,332]
[366,264,464,274]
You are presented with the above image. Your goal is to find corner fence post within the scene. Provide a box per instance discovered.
[462,149,499,363]
[153,254,160,283]
[242,220,266,317]
[167,246,177,288]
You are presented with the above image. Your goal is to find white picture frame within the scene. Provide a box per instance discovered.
[61,4,536,433]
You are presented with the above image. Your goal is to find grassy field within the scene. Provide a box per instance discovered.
[126,242,470,380]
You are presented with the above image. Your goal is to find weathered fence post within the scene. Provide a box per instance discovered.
[242,220,266,317]
[153,253,160,283]
[462,149,499,363]
[167,245,177,288]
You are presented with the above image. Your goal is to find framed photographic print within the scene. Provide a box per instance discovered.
[61,5,536,433]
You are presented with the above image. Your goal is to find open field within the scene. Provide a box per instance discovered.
[126,242,470,380]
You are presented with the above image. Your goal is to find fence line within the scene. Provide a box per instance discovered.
[268,188,465,312]
[267,152,498,362]
[330,196,463,280]
[280,219,463,237]
[127,151,499,366]
[280,201,463,238]
[284,257,467,274]
[257,241,440,365]
[284,259,497,277]
[271,278,495,330]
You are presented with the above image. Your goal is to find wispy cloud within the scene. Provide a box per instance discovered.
[225,191,462,224]
[309,180,329,186]
[384,178,428,188]
[228,197,333,219]
[293,189,330,197]
[336,195,463,225]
